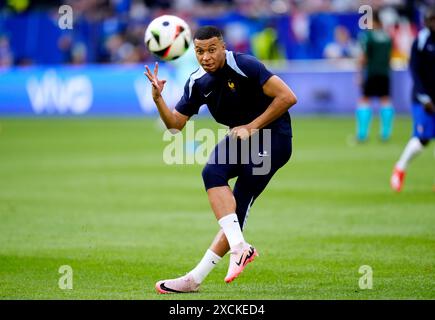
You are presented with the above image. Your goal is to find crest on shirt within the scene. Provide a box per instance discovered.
[227,79,236,92]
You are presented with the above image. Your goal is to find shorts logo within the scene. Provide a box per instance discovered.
[258,151,269,157]
[227,80,236,92]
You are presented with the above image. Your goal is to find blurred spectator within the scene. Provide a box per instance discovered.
[0,34,13,68]
[57,34,73,63]
[355,10,394,142]
[323,25,360,59]
[143,0,172,10]
[1,0,430,65]
[105,33,141,63]
[251,27,285,61]
[4,0,30,12]
[15,57,34,66]
[71,42,88,64]
[291,10,310,42]
[111,0,131,15]
[223,21,250,53]
[330,0,358,12]
[389,17,417,62]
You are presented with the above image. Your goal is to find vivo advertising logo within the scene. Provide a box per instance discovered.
[26,70,93,114]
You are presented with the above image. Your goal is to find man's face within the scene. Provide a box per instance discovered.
[193,37,226,73]
[426,12,435,33]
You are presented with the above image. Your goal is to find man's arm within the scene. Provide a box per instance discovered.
[230,75,297,139]
[250,75,297,129]
[153,96,190,131]
[355,32,368,87]
[356,52,367,86]
[410,40,435,114]
[145,63,190,131]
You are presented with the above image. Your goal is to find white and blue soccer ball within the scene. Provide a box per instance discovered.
[144,15,192,61]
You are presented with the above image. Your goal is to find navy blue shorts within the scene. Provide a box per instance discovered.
[202,130,292,230]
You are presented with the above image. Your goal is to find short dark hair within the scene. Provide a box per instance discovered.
[193,26,223,41]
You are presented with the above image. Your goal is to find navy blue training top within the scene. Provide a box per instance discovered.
[175,50,292,136]
[410,29,435,105]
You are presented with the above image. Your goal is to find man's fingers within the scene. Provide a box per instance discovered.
[145,65,161,89]
[154,62,159,76]
[144,73,158,88]
[145,65,152,75]
[144,72,152,82]
[145,74,158,89]
[229,127,252,140]
[144,66,154,79]
[151,80,159,89]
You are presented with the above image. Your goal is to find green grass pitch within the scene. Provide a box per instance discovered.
[0,116,434,300]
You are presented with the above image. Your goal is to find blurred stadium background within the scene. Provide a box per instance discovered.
[0,0,431,115]
[0,0,434,300]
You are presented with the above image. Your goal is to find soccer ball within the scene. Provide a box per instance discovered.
[144,15,192,61]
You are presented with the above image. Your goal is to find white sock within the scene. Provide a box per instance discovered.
[218,213,245,249]
[396,137,424,170]
[188,249,222,284]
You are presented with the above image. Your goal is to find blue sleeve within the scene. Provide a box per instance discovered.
[235,54,274,86]
[409,39,427,97]
[175,79,202,117]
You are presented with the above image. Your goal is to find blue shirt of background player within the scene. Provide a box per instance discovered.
[175,50,292,136]
[410,28,435,105]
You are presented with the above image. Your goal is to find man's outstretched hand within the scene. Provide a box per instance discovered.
[144,62,167,101]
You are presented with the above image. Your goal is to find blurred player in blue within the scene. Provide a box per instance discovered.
[144,26,297,293]
[356,11,394,142]
[391,6,435,192]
